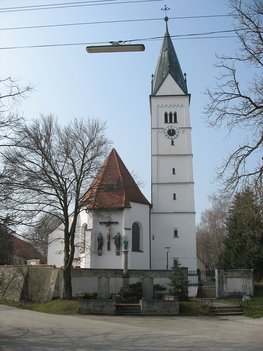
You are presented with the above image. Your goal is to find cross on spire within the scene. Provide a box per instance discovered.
[161,4,170,21]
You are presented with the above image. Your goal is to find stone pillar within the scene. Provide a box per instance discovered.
[215,268,225,298]
[97,275,110,299]
[123,250,128,275]
[122,250,129,287]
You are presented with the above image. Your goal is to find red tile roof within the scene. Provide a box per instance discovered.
[10,234,45,263]
[82,148,149,210]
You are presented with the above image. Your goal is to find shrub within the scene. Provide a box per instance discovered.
[82,292,97,299]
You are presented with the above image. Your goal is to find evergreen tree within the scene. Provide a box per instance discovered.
[0,224,13,265]
[169,266,189,301]
[220,188,263,278]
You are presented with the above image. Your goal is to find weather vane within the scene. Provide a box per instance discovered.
[161,4,170,22]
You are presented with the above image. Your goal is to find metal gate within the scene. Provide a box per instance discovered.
[188,270,216,298]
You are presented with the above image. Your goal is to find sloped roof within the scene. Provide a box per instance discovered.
[81,148,150,210]
[152,19,188,96]
[9,234,45,263]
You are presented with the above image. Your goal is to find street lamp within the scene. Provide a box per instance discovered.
[164,246,170,270]
[86,42,145,53]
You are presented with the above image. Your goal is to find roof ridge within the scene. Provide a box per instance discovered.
[114,149,127,205]
[82,148,149,210]
[112,149,127,207]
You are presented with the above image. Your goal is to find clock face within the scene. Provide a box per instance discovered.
[164,126,179,139]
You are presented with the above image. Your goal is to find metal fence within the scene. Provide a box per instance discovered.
[188,270,216,298]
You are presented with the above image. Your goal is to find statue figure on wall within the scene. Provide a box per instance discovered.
[107,229,111,251]
[113,232,121,255]
[123,236,128,251]
[97,233,103,256]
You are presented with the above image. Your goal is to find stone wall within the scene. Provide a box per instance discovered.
[26,266,63,301]
[1,266,255,302]
[78,298,179,316]
[0,266,27,301]
[0,265,62,302]
[78,299,116,315]
[0,266,172,302]
[71,268,171,298]
[141,298,179,315]
[215,269,254,298]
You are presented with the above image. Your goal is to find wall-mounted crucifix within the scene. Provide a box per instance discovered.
[99,218,119,251]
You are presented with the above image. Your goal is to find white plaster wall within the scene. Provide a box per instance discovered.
[151,183,195,212]
[151,212,197,270]
[151,130,192,155]
[48,201,150,270]
[151,95,191,129]
[75,203,150,270]
[47,224,65,268]
[155,74,185,96]
[127,202,150,270]
[152,155,194,183]
[88,210,124,269]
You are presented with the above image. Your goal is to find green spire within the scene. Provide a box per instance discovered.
[152,18,188,95]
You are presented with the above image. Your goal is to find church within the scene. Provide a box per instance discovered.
[48,18,197,271]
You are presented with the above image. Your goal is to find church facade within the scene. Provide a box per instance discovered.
[48,20,197,271]
[48,149,151,270]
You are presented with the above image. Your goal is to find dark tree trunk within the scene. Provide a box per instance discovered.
[63,266,72,299]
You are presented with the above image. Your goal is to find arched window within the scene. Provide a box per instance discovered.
[132,222,141,252]
[173,112,177,123]
[169,112,173,123]
[80,224,87,253]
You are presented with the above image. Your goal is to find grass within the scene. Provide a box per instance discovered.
[3,298,210,317]
[180,282,263,318]
[179,300,210,316]
[2,299,79,315]
[241,282,263,318]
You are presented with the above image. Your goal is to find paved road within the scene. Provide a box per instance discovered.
[1,304,263,351]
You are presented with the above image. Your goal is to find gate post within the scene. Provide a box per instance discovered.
[215,268,225,298]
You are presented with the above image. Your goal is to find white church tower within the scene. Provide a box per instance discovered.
[150,17,197,270]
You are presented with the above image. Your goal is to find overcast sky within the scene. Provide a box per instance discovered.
[0,0,250,223]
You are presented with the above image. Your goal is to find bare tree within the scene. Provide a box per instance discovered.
[204,0,263,194]
[2,115,110,299]
[196,194,228,270]
[0,77,31,221]
[0,77,31,142]
[26,213,62,261]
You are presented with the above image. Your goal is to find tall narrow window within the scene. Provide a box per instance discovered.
[172,168,176,174]
[173,228,179,238]
[173,112,178,123]
[173,193,177,200]
[171,139,174,146]
[164,112,168,123]
[169,112,173,123]
[132,222,141,252]
[80,224,87,253]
